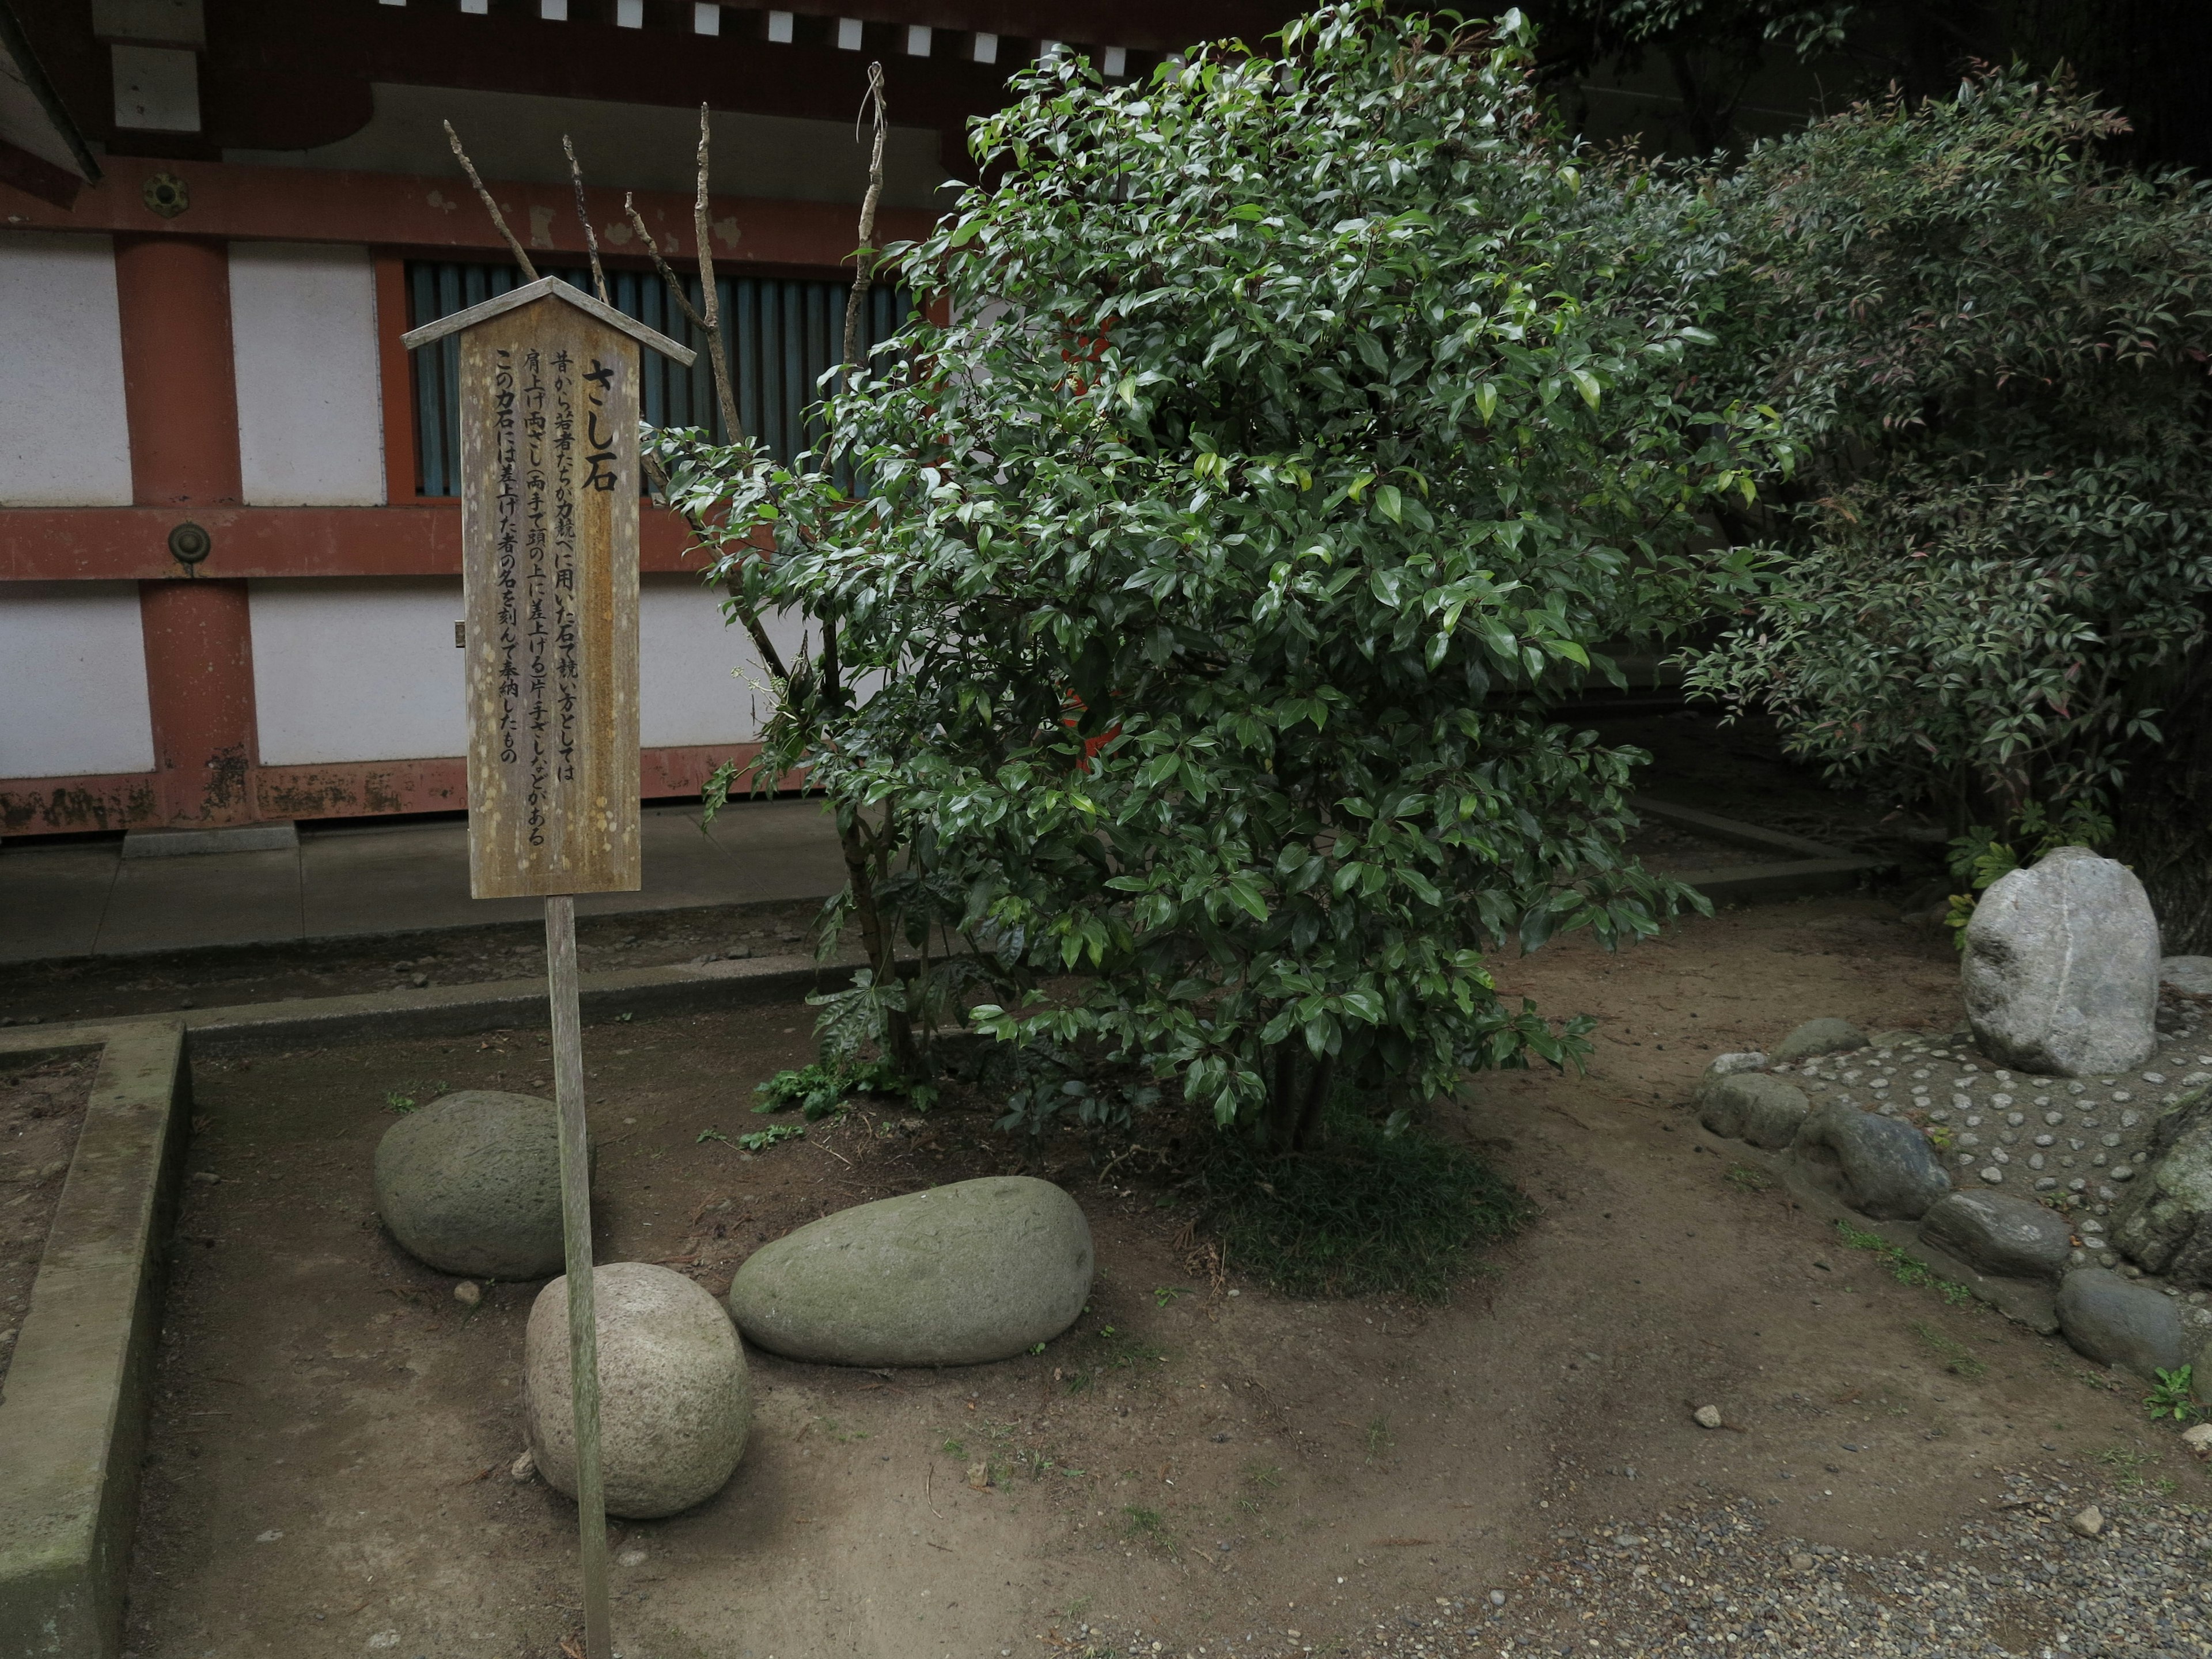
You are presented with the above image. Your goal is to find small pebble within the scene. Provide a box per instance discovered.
[2067,1505,2104,1539]
[1693,1405,1723,1430]
[510,1447,536,1482]
[453,1281,482,1307]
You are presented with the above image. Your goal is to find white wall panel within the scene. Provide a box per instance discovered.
[0,234,132,506]
[229,243,385,505]
[640,574,798,748]
[249,579,463,765]
[0,582,153,777]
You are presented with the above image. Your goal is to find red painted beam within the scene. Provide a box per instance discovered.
[0,503,713,581]
[0,156,935,270]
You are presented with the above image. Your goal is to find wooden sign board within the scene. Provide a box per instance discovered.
[403,279,695,899]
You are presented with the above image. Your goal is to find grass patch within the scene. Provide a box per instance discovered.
[1364,1414,1395,1460]
[2097,1445,2174,1496]
[1192,1104,1531,1301]
[1725,1163,1774,1193]
[1121,1504,1176,1555]
[1059,1323,1168,1395]
[1911,1320,1987,1378]
[1837,1219,1975,1306]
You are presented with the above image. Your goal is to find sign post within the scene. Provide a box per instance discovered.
[403,278,694,1658]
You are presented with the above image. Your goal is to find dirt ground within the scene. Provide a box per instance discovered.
[0,1048,96,1388]
[119,893,2206,1659]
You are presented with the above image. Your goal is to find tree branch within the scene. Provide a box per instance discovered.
[444,122,537,282]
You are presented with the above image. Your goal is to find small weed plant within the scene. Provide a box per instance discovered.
[1725,1163,1773,1193]
[2144,1366,2201,1424]
[382,1078,448,1114]
[754,1058,908,1121]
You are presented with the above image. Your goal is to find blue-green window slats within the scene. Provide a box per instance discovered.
[405,261,913,497]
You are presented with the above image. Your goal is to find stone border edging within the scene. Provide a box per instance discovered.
[23,950,852,1058]
[0,1020,189,1659]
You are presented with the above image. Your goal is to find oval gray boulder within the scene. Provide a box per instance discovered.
[2054,1267,2186,1380]
[1699,1074,1811,1150]
[1791,1103,1951,1220]
[729,1176,1093,1366]
[1773,1018,1866,1061]
[1963,847,2157,1077]
[526,1262,751,1519]
[374,1090,573,1278]
[1918,1191,2073,1282]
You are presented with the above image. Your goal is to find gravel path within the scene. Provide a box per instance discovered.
[1346,1469,2209,1659]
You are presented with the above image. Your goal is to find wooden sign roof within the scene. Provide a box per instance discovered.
[400,273,698,365]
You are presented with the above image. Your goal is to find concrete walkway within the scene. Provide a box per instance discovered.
[1,800,846,963]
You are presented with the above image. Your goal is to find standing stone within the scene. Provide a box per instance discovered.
[1791,1103,1951,1219]
[2054,1267,2187,1379]
[729,1176,1092,1366]
[1773,1018,1866,1062]
[525,1262,751,1520]
[374,1090,572,1278]
[1962,847,2158,1077]
[1699,1074,1812,1150]
[1918,1191,2074,1281]
[2109,1086,2212,1287]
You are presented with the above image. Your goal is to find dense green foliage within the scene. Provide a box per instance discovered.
[659,2,1785,1148]
[1681,75,2212,846]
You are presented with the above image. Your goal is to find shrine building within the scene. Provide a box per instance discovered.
[0,0,1294,843]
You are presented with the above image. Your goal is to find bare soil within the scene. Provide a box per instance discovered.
[0,1048,97,1387]
[119,895,2206,1659]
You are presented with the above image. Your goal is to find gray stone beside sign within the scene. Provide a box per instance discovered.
[374,1090,572,1279]
[729,1176,1093,1367]
[525,1262,751,1520]
[1962,847,2158,1077]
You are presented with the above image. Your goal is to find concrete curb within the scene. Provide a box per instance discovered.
[29,950,857,1059]
[0,1021,189,1659]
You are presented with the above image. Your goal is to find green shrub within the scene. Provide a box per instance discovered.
[659,2,1784,1149]
[1681,74,2212,855]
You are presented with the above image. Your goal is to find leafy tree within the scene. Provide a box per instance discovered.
[1679,73,2212,937]
[658,2,1786,1146]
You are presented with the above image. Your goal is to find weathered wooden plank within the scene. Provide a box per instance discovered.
[457,301,643,899]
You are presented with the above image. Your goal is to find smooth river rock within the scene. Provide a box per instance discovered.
[1699,1073,1811,1150]
[374,1090,571,1278]
[1962,847,2158,1077]
[525,1262,751,1519]
[729,1176,1093,1366]
[2054,1267,2187,1380]
[1791,1103,1951,1220]
[1772,1018,1866,1062]
[2161,957,2212,997]
[1918,1190,2073,1282]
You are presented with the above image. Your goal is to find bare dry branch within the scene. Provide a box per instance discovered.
[561,134,607,304]
[622,194,714,336]
[690,104,742,444]
[840,61,891,373]
[444,122,537,282]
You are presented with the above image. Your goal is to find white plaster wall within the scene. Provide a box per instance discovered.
[0,234,132,506]
[0,582,154,777]
[641,574,800,748]
[229,243,385,506]
[249,580,464,764]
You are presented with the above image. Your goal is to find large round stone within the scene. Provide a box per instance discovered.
[2055,1267,2187,1380]
[729,1176,1093,1366]
[374,1090,573,1278]
[525,1262,751,1520]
